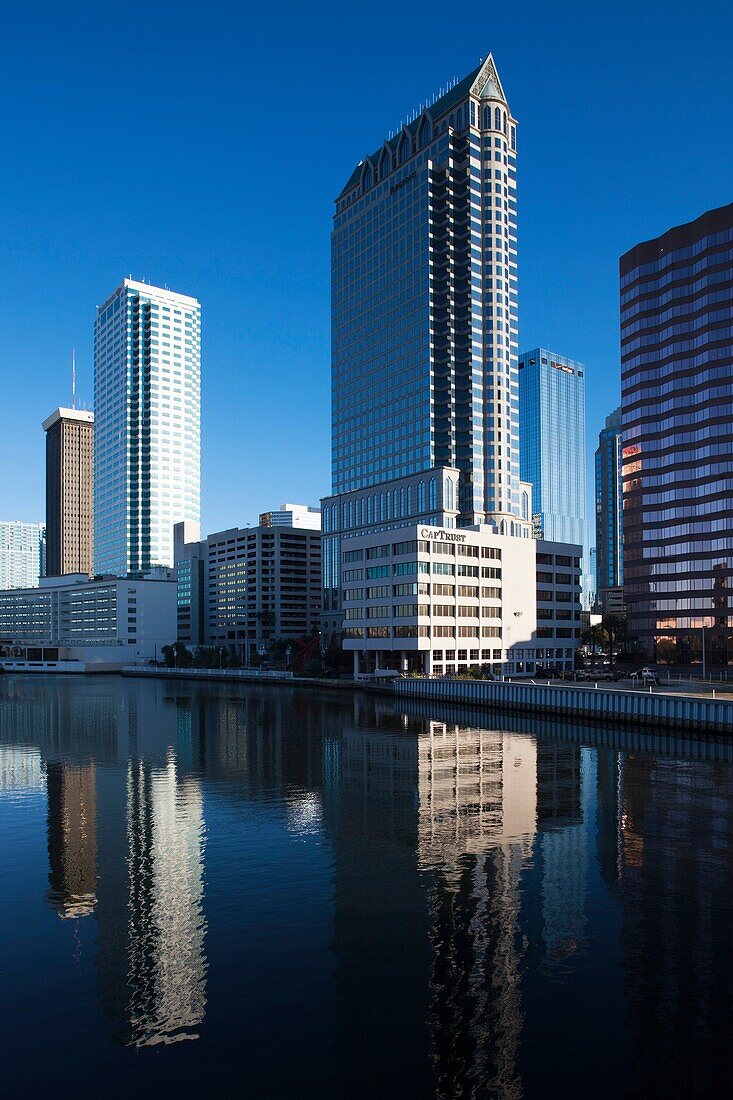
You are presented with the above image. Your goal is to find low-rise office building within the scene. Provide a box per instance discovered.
[337,523,580,677]
[175,508,322,661]
[0,572,176,671]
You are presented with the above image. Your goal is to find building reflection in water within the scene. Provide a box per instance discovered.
[46,761,98,918]
[3,678,733,1093]
[0,679,209,1048]
[330,698,588,1098]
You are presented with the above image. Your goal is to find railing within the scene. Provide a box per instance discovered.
[121,666,294,680]
[393,677,733,733]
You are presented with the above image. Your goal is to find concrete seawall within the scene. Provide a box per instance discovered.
[394,677,733,734]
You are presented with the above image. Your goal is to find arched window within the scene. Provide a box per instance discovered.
[407,485,413,514]
[385,492,391,520]
[444,477,454,511]
[494,106,501,130]
[510,521,515,537]
[429,476,437,510]
[363,164,372,190]
[366,496,372,524]
[483,105,490,129]
[392,489,399,518]
[419,116,431,147]
[449,113,454,129]
[503,112,507,134]
[399,134,411,163]
[399,487,405,517]
[331,502,337,531]
[511,126,516,151]
[500,520,507,535]
[342,502,348,529]
[470,100,476,126]
[521,491,529,521]
[418,479,426,512]
[380,152,391,180]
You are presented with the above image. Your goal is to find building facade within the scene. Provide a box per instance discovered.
[43,407,94,577]
[518,348,592,606]
[259,503,322,530]
[0,521,46,589]
[621,202,733,664]
[93,279,201,577]
[175,510,322,661]
[0,571,176,669]
[594,407,623,614]
[338,523,579,676]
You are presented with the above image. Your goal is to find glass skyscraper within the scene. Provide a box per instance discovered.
[518,348,592,605]
[621,202,733,665]
[94,279,201,576]
[594,407,623,612]
[0,521,45,589]
[324,55,528,623]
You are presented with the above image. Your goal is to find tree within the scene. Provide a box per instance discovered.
[161,644,175,668]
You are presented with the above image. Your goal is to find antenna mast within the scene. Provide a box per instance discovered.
[71,349,76,409]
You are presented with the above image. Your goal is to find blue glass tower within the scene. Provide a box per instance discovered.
[594,407,623,611]
[518,348,592,605]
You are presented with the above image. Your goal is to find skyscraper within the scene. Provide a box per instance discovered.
[621,202,733,665]
[0,521,45,589]
[594,407,623,613]
[321,55,582,675]
[42,407,94,577]
[328,53,519,513]
[93,279,201,576]
[518,348,591,604]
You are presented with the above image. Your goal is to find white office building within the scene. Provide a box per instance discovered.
[0,521,46,589]
[0,572,177,671]
[94,279,201,576]
[259,503,322,530]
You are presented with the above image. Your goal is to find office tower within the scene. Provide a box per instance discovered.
[42,407,94,577]
[621,202,733,665]
[321,55,581,675]
[0,520,45,589]
[94,279,201,576]
[325,52,520,538]
[595,407,624,613]
[174,511,322,660]
[259,503,322,530]
[518,347,592,605]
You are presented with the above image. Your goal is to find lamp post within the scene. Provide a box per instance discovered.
[702,626,707,681]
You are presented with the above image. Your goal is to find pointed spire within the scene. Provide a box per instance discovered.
[470,53,507,103]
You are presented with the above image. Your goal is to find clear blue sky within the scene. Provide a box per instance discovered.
[1,0,731,537]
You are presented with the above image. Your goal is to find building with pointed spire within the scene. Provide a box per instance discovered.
[321,56,581,675]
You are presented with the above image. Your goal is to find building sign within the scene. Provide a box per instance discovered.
[419,527,467,543]
[390,171,416,195]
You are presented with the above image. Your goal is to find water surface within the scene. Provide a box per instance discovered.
[1,675,732,1097]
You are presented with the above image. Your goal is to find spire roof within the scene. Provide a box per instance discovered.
[337,54,508,200]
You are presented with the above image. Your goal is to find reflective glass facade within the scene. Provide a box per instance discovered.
[518,348,592,605]
[94,280,201,576]
[331,56,519,521]
[594,407,623,607]
[621,203,733,664]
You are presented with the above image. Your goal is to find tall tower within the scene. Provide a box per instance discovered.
[93,279,201,576]
[323,55,527,624]
[42,407,94,577]
[594,407,623,612]
[621,203,733,665]
[518,348,592,606]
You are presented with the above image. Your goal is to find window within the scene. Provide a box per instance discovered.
[444,477,455,510]
[429,476,437,510]
[418,479,426,512]
[366,544,390,559]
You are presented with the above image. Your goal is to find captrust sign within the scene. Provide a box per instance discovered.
[419,527,467,543]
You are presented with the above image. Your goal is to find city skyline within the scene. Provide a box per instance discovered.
[1,2,732,535]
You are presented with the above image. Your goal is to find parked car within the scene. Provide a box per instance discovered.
[630,667,658,684]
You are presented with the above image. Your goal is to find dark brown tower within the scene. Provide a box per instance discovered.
[43,407,94,576]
